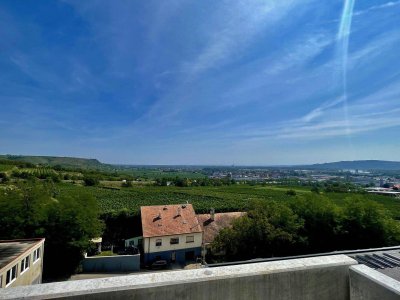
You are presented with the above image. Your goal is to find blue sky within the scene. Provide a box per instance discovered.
[0,0,399,165]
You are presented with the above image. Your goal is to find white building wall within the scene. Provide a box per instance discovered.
[0,241,44,288]
[124,236,143,248]
[143,232,202,254]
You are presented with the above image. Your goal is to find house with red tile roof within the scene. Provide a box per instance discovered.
[140,204,202,265]
[197,210,246,246]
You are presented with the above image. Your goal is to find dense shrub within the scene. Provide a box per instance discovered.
[212,195,400,262]
[0,180,103,280]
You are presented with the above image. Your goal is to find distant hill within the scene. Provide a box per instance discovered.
[0,155,104,169]
[299,160,400,171]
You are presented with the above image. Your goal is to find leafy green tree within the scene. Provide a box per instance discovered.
[83,176,99,186]
[0,180,51,238]
[310,186,320,194]
[0,180,103,279]
[212,200,304,261]
[155,178,169,186]
[43,191,103,278]
[289,195,342,253]
[101,209,141,246]
[121,180,133,187]
[175,177,190,187]
[339,197,400,249]
[286,189,297,196]
[0,172,9,183]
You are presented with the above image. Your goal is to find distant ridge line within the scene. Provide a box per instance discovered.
[297,160,400,171]
[0,154,103,169]
[1,155,399,170]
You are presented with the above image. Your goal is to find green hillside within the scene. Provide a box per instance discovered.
[301,160,400,171]
[0,154,104,169]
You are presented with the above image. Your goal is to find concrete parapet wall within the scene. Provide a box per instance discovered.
[350,264,400,300]
[0,254,357,300]
[82,255,140,272]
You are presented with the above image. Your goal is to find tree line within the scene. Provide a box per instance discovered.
[154,176,235,187]
[211,194,400,262]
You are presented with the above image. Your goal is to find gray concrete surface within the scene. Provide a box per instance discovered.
[0,254,356,300]
[350,264,400,300]
[81,254,140,272]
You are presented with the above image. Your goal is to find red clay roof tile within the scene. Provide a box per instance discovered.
[197,212,245,244]
[141,204,202,238]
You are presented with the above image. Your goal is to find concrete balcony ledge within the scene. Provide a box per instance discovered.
[350,264,400,300]
[0,254,357,300]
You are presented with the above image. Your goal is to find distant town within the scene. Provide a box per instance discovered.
[208,167,400,195]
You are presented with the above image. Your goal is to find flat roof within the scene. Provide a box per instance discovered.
[207,245,400,268]
[0,238,45,271]
[348,249,400,282]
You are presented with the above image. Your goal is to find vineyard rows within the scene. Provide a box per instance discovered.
[57,183,400,219]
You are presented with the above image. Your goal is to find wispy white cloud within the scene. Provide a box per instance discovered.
[353,1,400,17]
[215,65,400,143]
[300,96,344,122]
[287,30,400,124]
[242,79,400,141]
[181,0,309,77]
[134,0,314,126]
[216,31,333,109]
[347,31,400,70]
[264,33,332,76]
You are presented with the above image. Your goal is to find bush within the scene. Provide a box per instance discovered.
[310,186,320,194]
[286,189,296,196]
[121,181,133,187]
[0,172,9,183]
[83,176,99,186]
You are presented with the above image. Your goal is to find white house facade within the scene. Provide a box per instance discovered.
[140,204,202,264]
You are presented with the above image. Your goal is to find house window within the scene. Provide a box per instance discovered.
[186,236,194,243]
[6,265,17,287]
[170,237,179,245]
[33,247,41,263]
[20,256,30,274]
[155,239,162,246]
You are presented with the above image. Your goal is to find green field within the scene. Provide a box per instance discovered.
[0,165,15,172]
[56,183,400,219]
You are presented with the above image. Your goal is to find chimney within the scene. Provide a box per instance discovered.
[177,207,181,216]
[210,208,215,221]
[153,211,162,222]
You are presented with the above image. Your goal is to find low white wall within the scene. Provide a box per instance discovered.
[82,255,140,272]
[0,255,356,300]
[350,264,400,300]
